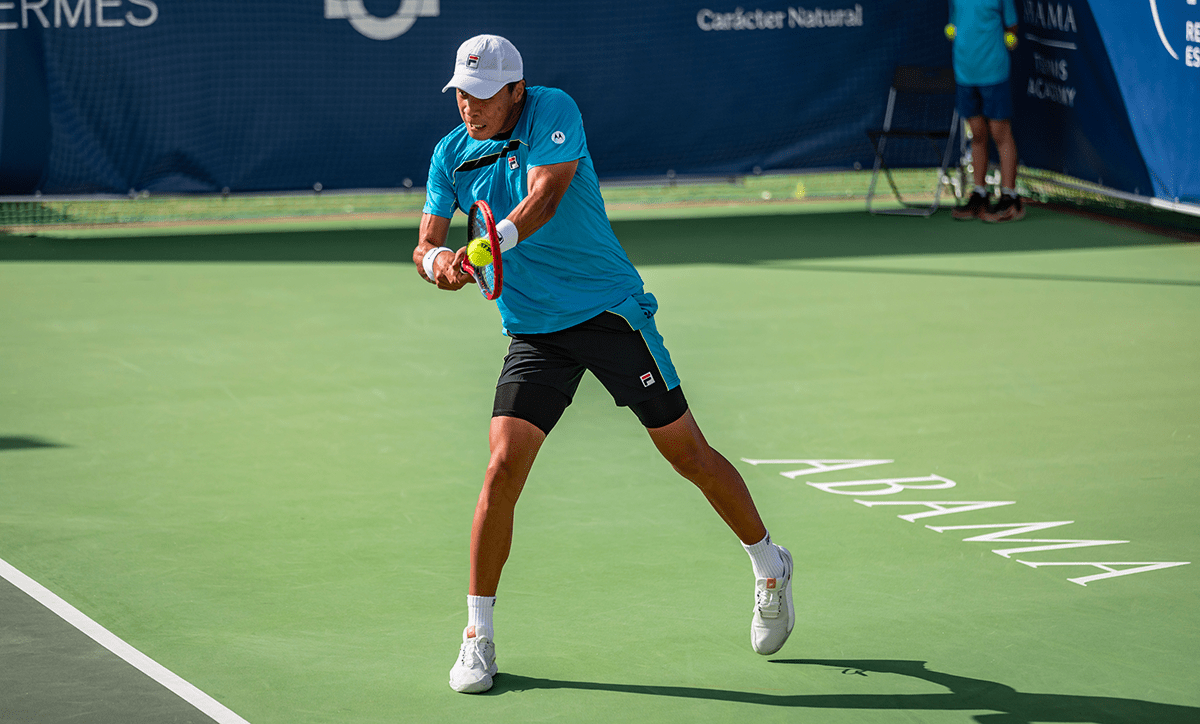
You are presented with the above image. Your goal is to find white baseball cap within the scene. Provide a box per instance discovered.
[442,34,523,99]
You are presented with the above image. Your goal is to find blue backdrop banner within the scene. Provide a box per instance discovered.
[2,1,1193,205]
[1011,0,1198,204]
[0,1,949,195]
[1086,0,1199,204]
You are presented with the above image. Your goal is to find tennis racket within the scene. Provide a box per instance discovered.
[461,199,503,301]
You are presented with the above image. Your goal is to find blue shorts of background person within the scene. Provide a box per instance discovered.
[956,78,1013,122]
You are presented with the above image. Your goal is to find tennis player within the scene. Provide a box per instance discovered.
[414,34,794,694]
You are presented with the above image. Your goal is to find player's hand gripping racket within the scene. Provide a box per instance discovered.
[461,200,503,300]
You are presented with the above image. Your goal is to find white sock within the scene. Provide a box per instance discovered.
[467,595,495,639]
[1002,187,1018,198]
[743,532,786,580]
[974,185,988,196]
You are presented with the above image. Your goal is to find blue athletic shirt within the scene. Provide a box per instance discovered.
[949,0,1018,87]
[423,86,646,335]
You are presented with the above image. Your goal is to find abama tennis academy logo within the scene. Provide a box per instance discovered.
[325,0,439,40]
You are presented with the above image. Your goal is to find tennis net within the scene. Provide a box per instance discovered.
[0,169,946,235]
[1020,170,1200,240]
[3,168,1197,237]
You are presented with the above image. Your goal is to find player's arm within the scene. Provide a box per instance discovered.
[499,159,579,248]
[1003,0,1019,48]
[414,212,472,290]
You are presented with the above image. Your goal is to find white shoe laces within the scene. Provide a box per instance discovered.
[458,636,494,671]
[756,582,783,618]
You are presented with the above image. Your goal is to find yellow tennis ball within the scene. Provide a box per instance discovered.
[1004,31,1017,50]
[944,23,956,41]
[467,238,492,267]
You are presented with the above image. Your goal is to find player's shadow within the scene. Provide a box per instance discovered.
[488,658,1198,723]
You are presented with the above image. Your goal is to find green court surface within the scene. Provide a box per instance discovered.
[1,205,1197,723]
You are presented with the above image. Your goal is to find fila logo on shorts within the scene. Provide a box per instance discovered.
[640,372,656,388]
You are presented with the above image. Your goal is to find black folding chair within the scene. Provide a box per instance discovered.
[866,66,964,216]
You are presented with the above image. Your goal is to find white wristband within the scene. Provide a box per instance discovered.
[495,219,518,254]
[422,246,452,279]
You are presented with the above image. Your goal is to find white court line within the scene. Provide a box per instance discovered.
[0,556,251,724]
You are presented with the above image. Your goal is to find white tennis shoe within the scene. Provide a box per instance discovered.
[751,545,794,655]
[449,626,497,693]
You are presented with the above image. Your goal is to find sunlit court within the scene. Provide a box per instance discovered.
[2,1,1198,722]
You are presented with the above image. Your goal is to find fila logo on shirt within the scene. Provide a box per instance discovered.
[640,372,656,388]
[508,155,519,170]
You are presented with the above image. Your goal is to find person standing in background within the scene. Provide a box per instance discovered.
[947,0,1024,223]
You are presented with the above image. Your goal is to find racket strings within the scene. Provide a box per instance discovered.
[467,209,496,297]
[477,265,496,295]
[467,213,487,246]
[466,200,501,301]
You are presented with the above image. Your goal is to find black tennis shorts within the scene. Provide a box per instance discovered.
[493,311,688,435]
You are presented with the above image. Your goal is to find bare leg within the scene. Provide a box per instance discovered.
[469,415,545,597]
[968,115,990,189]
[988,118,1018,191]
[646,410,767,545]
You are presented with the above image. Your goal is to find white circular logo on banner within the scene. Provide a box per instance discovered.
[1149,0,1200,66]
[551,131,566,144]
[1149,0,1178,59]
[324,0,439,41]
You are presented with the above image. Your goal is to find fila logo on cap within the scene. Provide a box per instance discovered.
[442,34,524,99]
